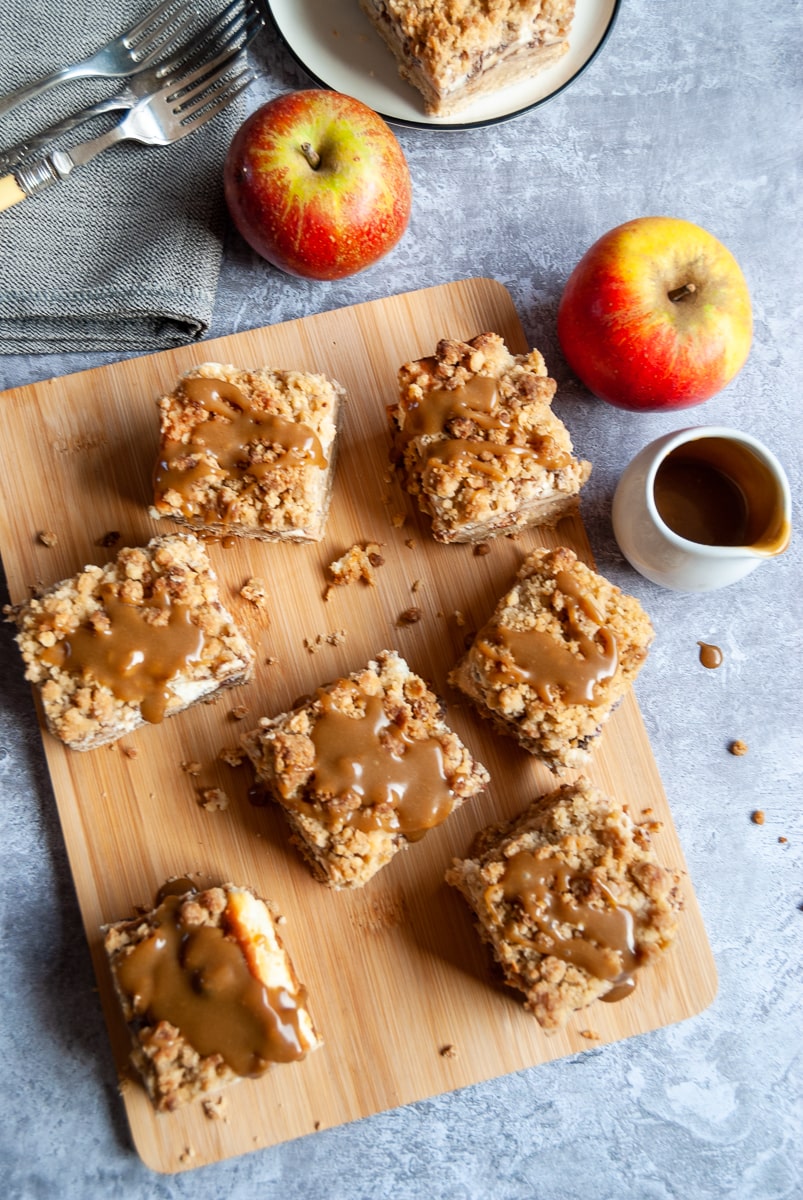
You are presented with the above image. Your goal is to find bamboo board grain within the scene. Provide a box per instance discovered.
[0,279,716,1174]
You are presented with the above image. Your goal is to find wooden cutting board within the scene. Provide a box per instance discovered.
[0,279,717,1174]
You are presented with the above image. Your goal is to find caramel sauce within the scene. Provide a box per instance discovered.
[497,851,640,997]
[284,686,454,841]
[400,375,569,476]
[654,437,790,552]
[40,584,205,723]
[697,641,723,669]
[475,570,618,705]
[115,894,307,1076]
[154,376,326,520]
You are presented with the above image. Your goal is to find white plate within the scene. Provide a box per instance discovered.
[265,0,621,129]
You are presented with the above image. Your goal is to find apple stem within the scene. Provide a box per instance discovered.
[300,141,321,170]
[668,282,697,303]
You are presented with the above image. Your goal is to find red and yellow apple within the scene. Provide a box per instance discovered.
[223,90,412,281]
[556,217,753,411]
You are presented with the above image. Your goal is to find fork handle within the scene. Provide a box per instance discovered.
[0,63,98,119]
[0,96,128,173]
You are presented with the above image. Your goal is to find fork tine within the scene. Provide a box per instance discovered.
[156,0,263,88]
[122,0,193,48]
[174,56,253,117]
[126,0,198,67]
[178,69,255,134]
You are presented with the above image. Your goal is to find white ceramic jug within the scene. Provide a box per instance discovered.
[611,425,792,592]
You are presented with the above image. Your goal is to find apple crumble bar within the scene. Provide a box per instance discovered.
[241,649,490,888]
[446,777,683,1029]
[7,533,254,751]
[151,362,344,542]
[449,547,653,771]
[102,881,321,1112]
[359,0,575,117]
[389,333,590,543]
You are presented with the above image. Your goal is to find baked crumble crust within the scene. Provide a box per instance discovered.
[360,0,576,116]
[102,883,321,1111]
[150,362,344,542]
[449,546,654,771]
[241,649,490,888]
[7,533,254,751]
[446,777,683,1030]
[389,333,590,543]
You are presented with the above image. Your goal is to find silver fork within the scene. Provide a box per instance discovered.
[0,0,198,119]
[0,48,254,211]
[0,0,264,173]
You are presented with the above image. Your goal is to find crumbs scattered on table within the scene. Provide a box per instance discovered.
[729,739,748,756]
[411,578,423,593]
[453,610,467,627]
[391,512,407,528]
[325,542,384,597]
[751,810,765,825]
[96,530,121,548]
[37,530,57,547]
[580,1029,601,1040]
[181,760,202,776]
[474,542,491,556]
[120,745,138,759]
[230,703,250,720]
[405,537,416,549]
[265,655,279,666]
[778,836,788,844]
[439,1043,457,1058]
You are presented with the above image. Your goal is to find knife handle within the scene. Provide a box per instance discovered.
[0,173,27,211]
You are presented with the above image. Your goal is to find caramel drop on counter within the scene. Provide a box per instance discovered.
[697,641,723,669]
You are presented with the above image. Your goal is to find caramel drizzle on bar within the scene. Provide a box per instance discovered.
[475,570,618,705]
[282,684,454,841]
[399,374,570,477]
[154,376,326,519]
[495,851,641,999]
[40,583,205,723]
[114,894,307,1076]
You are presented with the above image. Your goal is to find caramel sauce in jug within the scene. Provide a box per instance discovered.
[653,437,790,551]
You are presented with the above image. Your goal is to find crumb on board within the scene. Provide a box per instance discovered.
[120,746,138,759]
[219,746,245,767]
[37,530,57,547]
[202,1095,228,1121]
[730,739,748,756]
[239,577,269,608]
[751,810,765,825]
[181,760,202,776]
[96,530,121,547]
[265,655,279,666]
[397,606,423,625]
[326,542,385,595]
[580,1030,601,1040]
[474,542,491,556]
[439,1044,457,1058]
[230,704,250,720]
[405,538,415,549]
[391,512,407,528]
[411,579,422,592]
[199,787,230,812]
[778,836,788,844]
[453,610,467,627]
[304,630,347,653]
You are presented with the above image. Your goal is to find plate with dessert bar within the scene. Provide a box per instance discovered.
[266,0,622,129]
[0,278,716,1173]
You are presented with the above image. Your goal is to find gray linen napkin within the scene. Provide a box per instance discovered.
[0,0,256,354]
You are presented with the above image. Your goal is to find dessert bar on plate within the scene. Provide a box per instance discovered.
[102,882,321,1111]
[446,776,683,1030]
[151,362,344,542]
[359,0,576,116]
[242,649,490,888]
[6,532,254,751]
[389,332,590,544]
[449,546,653,771]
